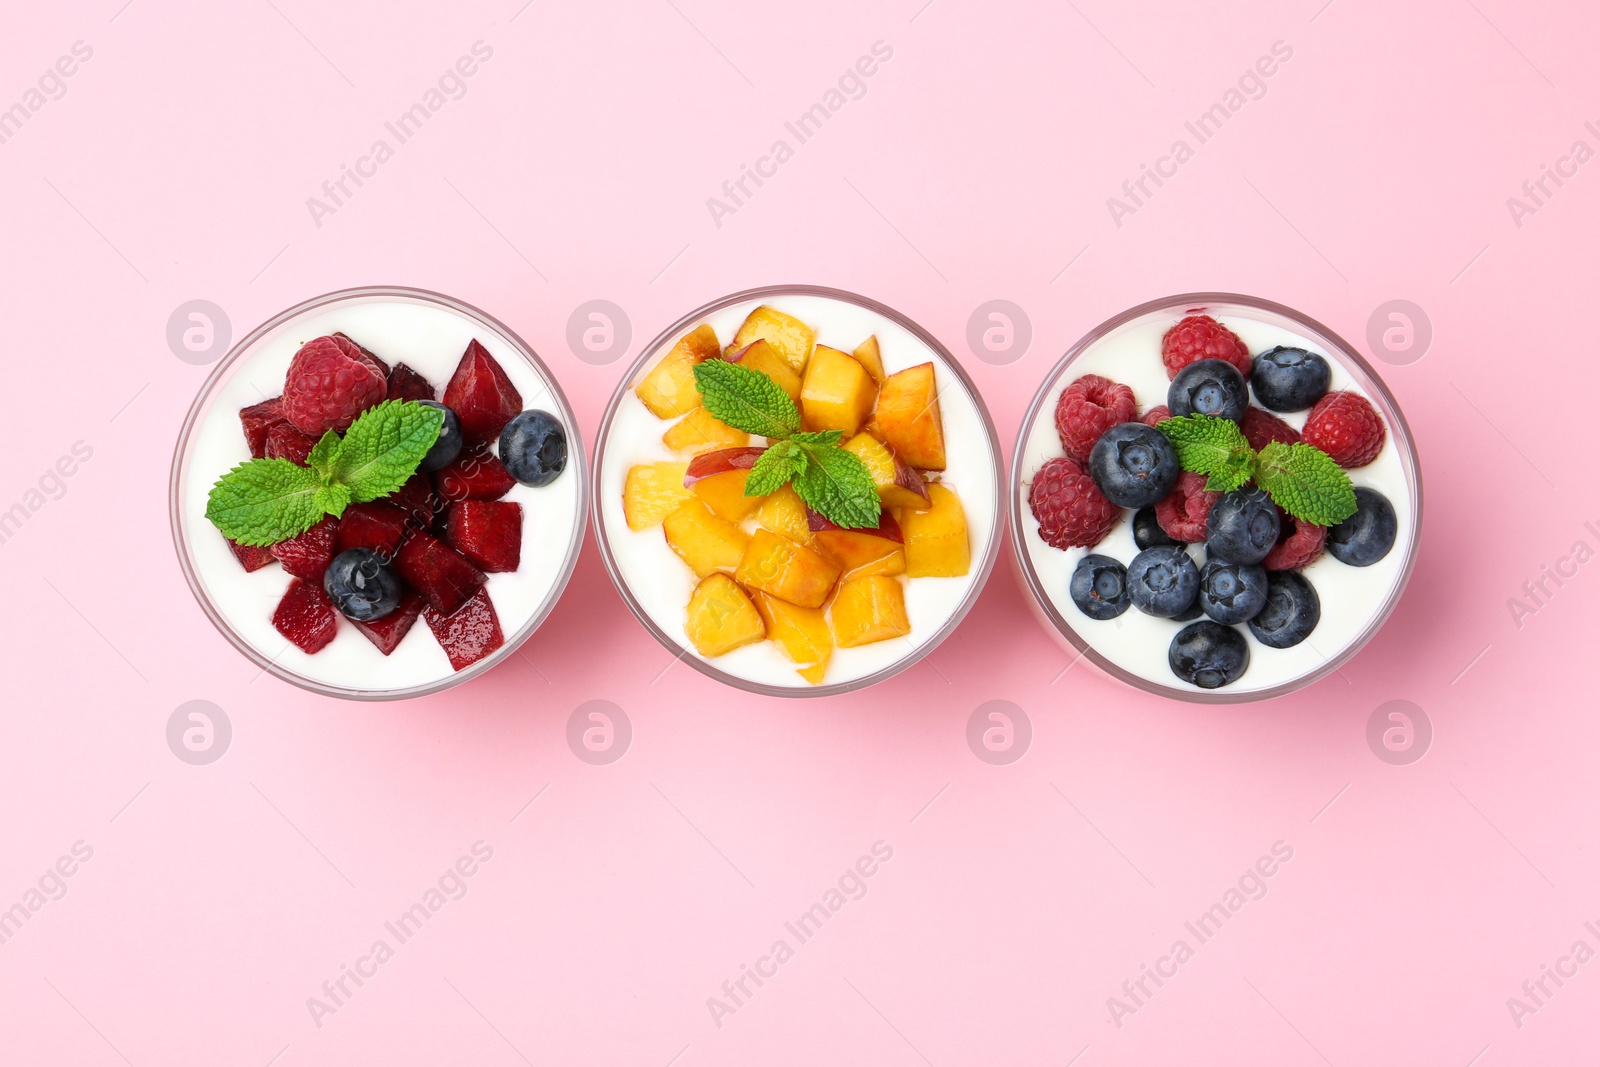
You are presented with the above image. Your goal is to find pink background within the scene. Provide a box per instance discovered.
[2,0,1595,1063]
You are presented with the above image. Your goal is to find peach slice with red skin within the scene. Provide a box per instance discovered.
[684,447,766,523]
[806,509,906,579]
[735,529,841,609]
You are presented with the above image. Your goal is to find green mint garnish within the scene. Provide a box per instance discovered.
[1155,414,1358,526]
[691,357,881,529]
[206,399,443,546]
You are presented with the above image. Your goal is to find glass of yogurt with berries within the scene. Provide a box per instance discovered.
[1011,294,1421,702]
[594,286,1002,696]
[171,287,585,699]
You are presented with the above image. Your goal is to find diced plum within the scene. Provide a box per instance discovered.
[270,517,340,582]
[423,587,504,671]
[336,501,409,559]
[442,339,522,446]
[273,578,339,654]
[390,472,443,528]
[264,422,320,466]
[226,537,276,572]
[446,500,522,572]
[386,362,436,402]
[432,447,516,503]
[239,397,287,458]
[393,531,486,615]
[351,588,423,655]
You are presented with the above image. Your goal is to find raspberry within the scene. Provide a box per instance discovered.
[1302,391,1386,467]
[1029,457,1120,549]
[1141,405,1171,427]
[1239,406,1300,451]
[280,335,387,435]
[1161,315,1251,380]
[1263,514,1327,571]
[1154,471,1219,542]
[1054,375,1136,461]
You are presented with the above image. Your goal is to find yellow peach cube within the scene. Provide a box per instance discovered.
[623,462,692,530]
[755,484,813,544]
[899,483,969,577]
[691,469,760,523]
[663,498,750,577]
[751,590,833,682]
[635,324,720,419]
[851,335,886,383]
[735,528,841,609]
[663,406,749,454]
[873,362,946,470]
[842,433,931,511]
[829,575,911,648]
[726,338,802,403]
[801,346,877,436]
[685,574,766,657]
[730,305,815,374]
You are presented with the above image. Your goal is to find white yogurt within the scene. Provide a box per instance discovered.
[597,294,1000,691]
[1017,313,1414,696]
[176,294,582,694]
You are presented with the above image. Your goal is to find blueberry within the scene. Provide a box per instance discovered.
[1197,558,1269,625]
[415,401,463,473]
[1133,506,1178,550]
[498,410,568,487]
[1249,571,1321,649]
[1168,358,1249,421]
[1127,545,1200,618]
[1251,346,1331,412]
[1206,488,1280,565]
[1169,621,1250,689]
[1327,487,1397,566]
[1171,599,1204,622]
[1088,422,1179,508]
[323,548,402,622]
[1070,554,1131,620]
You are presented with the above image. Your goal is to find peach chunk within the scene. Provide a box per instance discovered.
[751,590,833,683]
[726,339,802,403]
[636,323,720,418]
[801,345,877,436]
[851,335,886,384]
[730,305,815,374]
[755,485,813,544]
[829,575,911,648]
[843,432,931,511]
[685,574,766,657]
[735,528,841,609]
[623,461,692,531]
[663,498,750,577]
[685,447,765,523]
[873,362,946,470]
[663,406,749,454]
[808,509,906,579]
[898,483,970,578]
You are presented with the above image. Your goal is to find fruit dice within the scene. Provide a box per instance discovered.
[446,501,522,572]
[391,472,443,528]
[227,537,276,573]
[385,362,436,402]
[636,324,720,418]
[735,529,840,609]
[730,305,815,373]
[663,499,750,578]
[336,501,410,559]
[623,462,692,531]
[829,575,911,648]
[843,433,929,510]
[273,579,339,654]
[442,339,522,446]
[432,447,516,503]
[684,447,764,524]
[351,589,424,655]
[394,531,487,615]
[801,345,877,436]
[423,587,504,670]
[239,397,287,458]
[872,362,946,470]
[898,483,970,578]
[684,574,766,657]
[270,517,340,582]
[264,422,320,466]
[751,590,832,683]
[809,509,906,580]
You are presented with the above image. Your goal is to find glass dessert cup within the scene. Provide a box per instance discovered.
[170,286,587,700]
[1010,293,1422,703]
[593,285,1004,697]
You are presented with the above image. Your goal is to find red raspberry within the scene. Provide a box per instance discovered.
[1239,406,1300,451]
[1029,457,1120,549]
[1302,391,1386,467]
[1263,514,1327,571]
[281,335,387,435]
[1154,471,1219,542]
[1161,314,1251,380]
[1141,405,1171,427]
[1054,374,1136,461]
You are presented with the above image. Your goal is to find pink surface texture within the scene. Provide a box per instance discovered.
[1,0,1596,1063]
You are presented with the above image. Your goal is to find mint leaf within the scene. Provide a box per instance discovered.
[1157,414,1255,480]
[306,431,341,480]
[333,400,444,503]
[744,445,804,497]
[693,359,801,441]
[1253,441,1358,525]
[792,429,843,449]
[1203,453,1255,493]
[313,481,353,518]
[205,459,325,546]
[792,440,881,529]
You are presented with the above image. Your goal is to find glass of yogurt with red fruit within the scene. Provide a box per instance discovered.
[593,286,1002,696]
[171,287,585,699]
[1011,294,1421,702]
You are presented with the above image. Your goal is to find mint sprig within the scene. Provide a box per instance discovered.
[1156,414,1358,526]
[691,358,881,528]
[206,399,443,546]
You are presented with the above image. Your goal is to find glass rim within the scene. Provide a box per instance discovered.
[1007,291,1424,704]
[168,284,590,701]
[590,283,1006,698]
